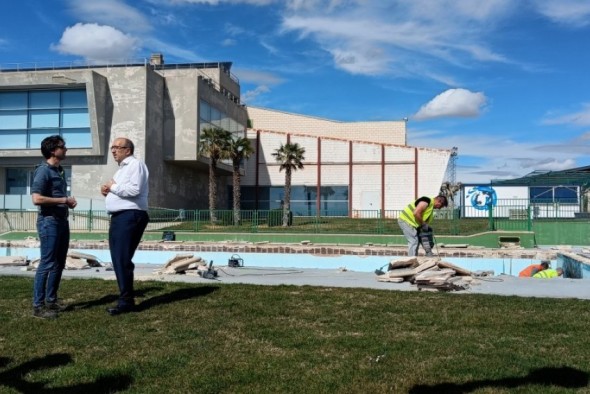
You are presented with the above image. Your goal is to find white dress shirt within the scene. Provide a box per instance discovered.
[105,156,149,213]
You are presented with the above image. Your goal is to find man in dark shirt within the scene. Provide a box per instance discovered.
[31,135,77,319]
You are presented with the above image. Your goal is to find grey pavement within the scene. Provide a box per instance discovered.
[2,263,589,300]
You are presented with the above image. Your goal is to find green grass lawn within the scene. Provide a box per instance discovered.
[1,276,589,393]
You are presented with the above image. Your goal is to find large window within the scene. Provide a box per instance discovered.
[238,186,349,216]
[199,99,245,138]
[0,89,91,149]
[5,167,72,195]
[530,186,579,203]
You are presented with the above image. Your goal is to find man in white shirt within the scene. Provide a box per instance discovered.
[101,137,149,315]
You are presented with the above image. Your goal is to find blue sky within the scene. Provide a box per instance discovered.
[2,0,590,184]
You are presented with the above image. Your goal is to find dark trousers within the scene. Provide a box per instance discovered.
[109,210,149,307]
[33,216,70,307]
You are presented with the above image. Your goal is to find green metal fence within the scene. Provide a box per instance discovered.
[1,198,585,235]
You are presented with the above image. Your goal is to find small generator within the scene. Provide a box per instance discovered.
[228,254,244,268]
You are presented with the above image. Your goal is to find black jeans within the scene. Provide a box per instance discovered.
[109,210,149,307]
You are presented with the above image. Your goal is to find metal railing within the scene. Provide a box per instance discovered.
[1,198,585,235]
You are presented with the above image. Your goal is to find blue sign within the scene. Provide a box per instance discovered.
[466,186,497,211]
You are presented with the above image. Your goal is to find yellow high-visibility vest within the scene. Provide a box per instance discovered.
[533,269,560,279]
[399,197,435,228]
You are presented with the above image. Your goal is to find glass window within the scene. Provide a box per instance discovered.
[0,131,27,149]
[62,90,87,108]
[211,107,221,127]
[0,91,27,109]
[30,91,59,109]
[62,129,92,147]
[530,186,579,203]
[554,186,578,202]
[239,185,349,215]
[62,109,90,128]
[200,100,211,122]
[221,114,231,131]
[30,110,60,128]
[0,89,91,149]
[29,130,56,148]
[0,110,27,129]
[6,168,29,194]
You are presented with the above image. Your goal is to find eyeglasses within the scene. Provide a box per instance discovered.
[110,146,129,150]
[56,145,67,149]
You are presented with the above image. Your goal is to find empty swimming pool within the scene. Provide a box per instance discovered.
[0,247,554,276]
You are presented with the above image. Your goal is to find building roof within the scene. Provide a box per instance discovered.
[491,165,590,187]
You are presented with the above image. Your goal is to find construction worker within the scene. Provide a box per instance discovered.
[398,195,448,257]
[519,261,549,277]
[533,267,564,279]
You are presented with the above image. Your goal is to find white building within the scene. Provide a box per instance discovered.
[243,107,451,216]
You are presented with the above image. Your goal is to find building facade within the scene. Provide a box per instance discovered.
[0,55,451,214]
[0,54,247,210]
[242,107,451,216]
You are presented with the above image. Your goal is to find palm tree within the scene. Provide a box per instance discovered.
[272,142,305,226]
[228,136,254,225]
[199,127,232,223]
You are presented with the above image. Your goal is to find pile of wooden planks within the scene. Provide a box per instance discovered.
[376,257,475,291]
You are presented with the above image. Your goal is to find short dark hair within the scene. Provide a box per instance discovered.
[436,195,448,208]
[40,135,65,159]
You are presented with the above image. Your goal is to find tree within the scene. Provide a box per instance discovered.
[272,142,305,226]
[228,136,254,225]
[199,127,232,223]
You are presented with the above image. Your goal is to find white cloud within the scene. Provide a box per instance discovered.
[67,0,152,33]
[170,0,274,5]
[328,45,388,75]
[277,1,518,79]
[51,23,138,62]
[143,37,201,61]
[242,85,271,104]
[542,104,590,127]
[234,69,285,85]
[413,89,487,120]
[409,125,588,183]
[532,0,590,27]
[235,69,284,104]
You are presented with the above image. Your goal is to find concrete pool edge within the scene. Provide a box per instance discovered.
[0,239,562,260]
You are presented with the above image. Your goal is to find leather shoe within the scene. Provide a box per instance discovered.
[106,306,134,316]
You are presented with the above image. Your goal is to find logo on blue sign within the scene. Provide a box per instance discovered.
[466,186,497,210]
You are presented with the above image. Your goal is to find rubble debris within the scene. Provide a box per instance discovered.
[376,257,477,292]
[156,253,206,275]
[28,250,102,271]
[0,256,28,266]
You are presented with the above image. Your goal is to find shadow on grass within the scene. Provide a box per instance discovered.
[0,353,132,393]
[136,285,218,312]
[409,366,589,393]
[67,286,164,311]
